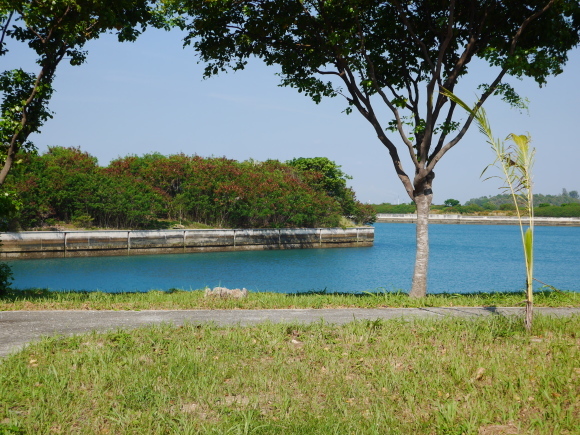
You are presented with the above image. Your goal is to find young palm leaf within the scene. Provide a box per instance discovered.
[440,88,535,331]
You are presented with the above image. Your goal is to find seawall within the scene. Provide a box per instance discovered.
[0,227,374,259]
[376,213,580,226]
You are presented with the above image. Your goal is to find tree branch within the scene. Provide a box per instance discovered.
[427,67,507,172]
[335,58,414,197]
[316,69,341,76]
[428,0,557,172]
[0,10,14,53]
[0,44,67,185]
[428,98,457,162]
[353,17,419,168]
[391,0,436,74]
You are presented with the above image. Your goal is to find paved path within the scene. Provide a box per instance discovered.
[1,307,579,357]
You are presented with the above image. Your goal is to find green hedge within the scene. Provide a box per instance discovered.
[534,203,580,218]
[3,147,376,230]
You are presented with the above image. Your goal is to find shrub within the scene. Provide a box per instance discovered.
[534,203,580,218]
[4,149,364,229]
[0,262,13,297]
[499,203,516,211]
[373,203,417,214]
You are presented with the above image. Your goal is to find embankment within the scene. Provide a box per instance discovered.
[0,227,374,259]
[376,213,580,226]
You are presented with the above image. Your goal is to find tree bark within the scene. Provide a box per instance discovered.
[409,192,433,298]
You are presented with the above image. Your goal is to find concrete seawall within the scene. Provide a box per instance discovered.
[0,227,374,259]
[376,213,580,226]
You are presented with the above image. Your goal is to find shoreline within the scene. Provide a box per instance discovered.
[376,213,580,226]
[0,227,374,260]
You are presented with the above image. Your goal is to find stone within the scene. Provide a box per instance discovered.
[204,287,248,299]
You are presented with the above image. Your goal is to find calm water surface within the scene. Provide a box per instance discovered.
[6,223,580,294]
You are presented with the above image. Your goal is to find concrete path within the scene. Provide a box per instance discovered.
[1,307,579,358]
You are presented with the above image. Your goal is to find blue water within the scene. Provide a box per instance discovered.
[5,223,580,294]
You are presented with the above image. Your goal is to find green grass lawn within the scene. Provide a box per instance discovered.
[1,315,579,434]
[2,288,579,311]
[2,289,579,434]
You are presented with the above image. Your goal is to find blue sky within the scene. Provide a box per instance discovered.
[5,27,580,204]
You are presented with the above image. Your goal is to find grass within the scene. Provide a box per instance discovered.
[2,288,578,433]
[1,288,579,311]
[1,315,579,434]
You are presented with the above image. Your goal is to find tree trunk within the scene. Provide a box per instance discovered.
[409,193,433,298]
[0,148,17,186]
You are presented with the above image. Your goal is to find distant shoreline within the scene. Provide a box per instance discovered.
[376,213,580,226]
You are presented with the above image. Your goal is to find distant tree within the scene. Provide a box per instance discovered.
[180,0,580,297]
[482,202,497,211]
[459,204,484,214]
[467,191,580,207]
[562,188,569,197]
[444,199,460,208]
[535,203,580,217]
[569,190,579,199]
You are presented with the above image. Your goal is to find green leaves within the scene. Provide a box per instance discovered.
[478,83,529,112]
[0,0,155,187]
[524,227,534,277]
[3,148,374,229]
[182,0,580,185]
[442,87,536,328]
[0,69,54,148]
[391,96,408,109]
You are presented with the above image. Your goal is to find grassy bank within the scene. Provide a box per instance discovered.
[1,315,579,434]
[1,288,579,311]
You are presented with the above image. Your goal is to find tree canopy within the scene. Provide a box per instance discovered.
[0,0,154,185]
[285,157,371,222]
[178,0,580,296]
[181,0,579,200]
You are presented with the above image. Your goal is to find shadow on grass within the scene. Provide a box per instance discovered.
[286,288,532,298]
[0,287,180,302]
[284,288,576,306]
[285,288,407,298]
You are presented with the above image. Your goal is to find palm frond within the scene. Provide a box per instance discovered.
[441,87,536,330]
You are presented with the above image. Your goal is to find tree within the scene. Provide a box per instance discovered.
[286,157,351,199]
[0,0,154,186]
[177,0,580,297]
[444,199,460,208]
[570,190,579,199]
[286,156,375,223]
